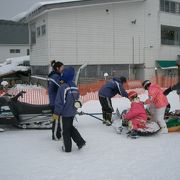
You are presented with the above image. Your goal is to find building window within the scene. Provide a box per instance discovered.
[160,0,180,14]
[10,49,20,53]
[16,49,20,53]
[160,0,165,11]
[30,23,36,45]
[165,1,170,12]
[170,2,176,13]
[41,24,46,36]
[161,25,180,46]
[37,27,41,37]
[27,49,30,55]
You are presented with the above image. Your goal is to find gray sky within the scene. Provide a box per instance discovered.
[0,0,51,20]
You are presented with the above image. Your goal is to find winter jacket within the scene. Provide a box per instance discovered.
[54,83,79,117]
[98,77,128,98]
[48,71,62,108]
[124,100,147,130]
[54,67,79,117]
[148,84,168,109]
[124,101,147,122]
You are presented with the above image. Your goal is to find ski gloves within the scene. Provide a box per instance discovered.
[52,114,59,121]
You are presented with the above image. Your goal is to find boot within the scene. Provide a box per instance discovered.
[102,111,107,124]
[105,113,112,126]
[129,130,139,139]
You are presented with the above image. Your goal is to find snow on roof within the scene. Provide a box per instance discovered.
[0,56,30,75]
[12,0,82,21]
[12,0,144,21]
[11,12,28,22]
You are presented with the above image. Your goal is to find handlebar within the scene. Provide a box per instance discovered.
[11,91,26,101]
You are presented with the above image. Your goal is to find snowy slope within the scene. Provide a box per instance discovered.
[0,91,180,180]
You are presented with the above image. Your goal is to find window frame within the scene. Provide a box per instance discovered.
[41,24,46,36]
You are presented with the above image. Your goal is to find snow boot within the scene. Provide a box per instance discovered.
[102,111,107,124]
[128,130,139,139]
[105,113,112,126]
[159,127,168,134]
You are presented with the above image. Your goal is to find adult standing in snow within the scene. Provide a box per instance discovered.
[53,67,86,152]
[142,80,169,134]
[48,60,64,140]
[122,91,148,138]
[98,76,128,126]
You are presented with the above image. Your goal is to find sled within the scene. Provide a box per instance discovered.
[164,109,180,132]
[166,117,180,132]
[79,108,161,137]
[112,110,161,136]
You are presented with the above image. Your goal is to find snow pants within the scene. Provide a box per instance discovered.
[61,116,86,152]
[99,96,114,122]
[128,119,146,130]
[150,106,167,128]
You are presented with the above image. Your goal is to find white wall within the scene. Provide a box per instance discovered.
[0,45,29,63]
[143,0,180,79]
[47,1,145,66]
[30,14,49,66]
[29,0,180,79]
[159,12,180,61]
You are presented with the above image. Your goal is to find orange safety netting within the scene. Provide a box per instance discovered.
[78,76,178,96]
[78,80,143,96]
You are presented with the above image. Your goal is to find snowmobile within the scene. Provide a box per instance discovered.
[0,63,88,130]
[0,91,52,129]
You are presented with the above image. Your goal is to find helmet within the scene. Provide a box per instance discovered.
[128,91,138,100]
[142,80,151,90]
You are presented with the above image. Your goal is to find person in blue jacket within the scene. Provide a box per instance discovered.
[48,60,64,140]
[53,67,86,152]
[98,76,128,126]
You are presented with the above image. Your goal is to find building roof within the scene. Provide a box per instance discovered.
[14,0,145,22]
[0,20,29,45]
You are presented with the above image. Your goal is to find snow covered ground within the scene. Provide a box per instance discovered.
[0,91,180,180]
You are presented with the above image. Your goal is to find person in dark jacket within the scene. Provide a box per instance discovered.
[164,59,180,96]
[163,82,180,96]
[53,67,86,152]
[98,76,128,126]
[48,60,64,140]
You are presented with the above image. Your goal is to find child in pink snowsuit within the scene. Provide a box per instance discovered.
[123,91,147,131]
[142,80,169,134]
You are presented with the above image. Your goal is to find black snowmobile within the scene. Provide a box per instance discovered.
[0,91,52,129]
[0,63,88,130]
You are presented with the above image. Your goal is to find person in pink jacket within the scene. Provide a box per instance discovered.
[142,80,168,134]
[123,91,147,138]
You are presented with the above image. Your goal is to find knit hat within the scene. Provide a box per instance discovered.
[142,80,151,90]
[61,67,75,83]
[120,76,127,84]
[128,91,138,100]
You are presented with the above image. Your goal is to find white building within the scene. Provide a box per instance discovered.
[0,20,29,64]
[19,0,180,79]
